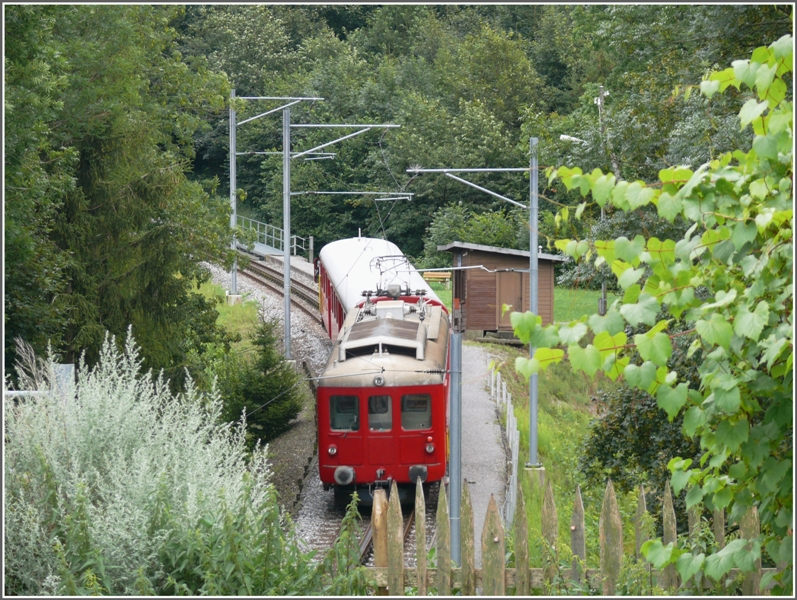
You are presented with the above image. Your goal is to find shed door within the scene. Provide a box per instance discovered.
[497,272,523,329]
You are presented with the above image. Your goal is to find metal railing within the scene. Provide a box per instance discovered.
[236,215,313,262]
[490,367,520,528]
[237,215,284,251]
[4,364,75,401]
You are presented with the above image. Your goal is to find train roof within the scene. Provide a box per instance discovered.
[319,237,441,313]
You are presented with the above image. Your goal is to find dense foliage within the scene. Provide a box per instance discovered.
[205,319,305,448]
[512,36,793,593]
[579,320,703,535]
[4,5,237,387]
[4,335,367,596]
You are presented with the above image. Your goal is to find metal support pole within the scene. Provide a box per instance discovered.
[449,332,463,565]
[309,236,314,264]
[528,138,540,467]
[283,109,292,359]
[597,85,608,316]
[230,89,238,295]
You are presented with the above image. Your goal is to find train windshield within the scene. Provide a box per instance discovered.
[368,395,392,431]
[401,393,431,430]
[330,395,360,431]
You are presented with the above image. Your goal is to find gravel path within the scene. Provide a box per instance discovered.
[460,342,507,568]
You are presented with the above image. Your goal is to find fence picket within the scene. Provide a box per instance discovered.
[713,508,725,550]
[571,485,586,588]
[635,486,648,561]
[661,481,678,590]
[460,480,476,595]
[388,482,405,595]
[415,479,427,596]
[481,495,505,595]
[542,479,559,584]
[436,485,451,595]
[740,506,762,595]
[373,489,389,596]
[515,485,530,596]
[599,479,623,596]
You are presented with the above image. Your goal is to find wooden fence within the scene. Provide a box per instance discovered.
[363,478,778,595]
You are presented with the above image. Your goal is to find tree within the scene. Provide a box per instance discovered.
[4,5,237,388]
[210,319,304,448]
[512,36,793,593]
[4,6,75,373]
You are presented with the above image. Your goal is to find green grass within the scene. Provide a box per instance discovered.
[554,287,615,323]
[482,342,637,571]
[428,281,452,313]
[196,280,261,353]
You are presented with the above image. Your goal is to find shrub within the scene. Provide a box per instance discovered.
[3,331,361,595]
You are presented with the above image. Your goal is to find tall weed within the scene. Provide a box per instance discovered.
[4,331,362,595]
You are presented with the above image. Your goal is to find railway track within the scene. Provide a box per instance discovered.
[358,507,415,565]
[238,254,323,326]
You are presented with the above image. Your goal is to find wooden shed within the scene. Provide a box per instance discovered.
[437,241,568,334]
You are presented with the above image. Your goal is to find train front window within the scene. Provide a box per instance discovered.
[401,394,431,430]
[368,395,392,431]
[330,395,359,431]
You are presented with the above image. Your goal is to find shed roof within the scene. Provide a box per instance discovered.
[437,241,568,262]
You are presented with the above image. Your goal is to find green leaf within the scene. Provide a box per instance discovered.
[592,174,615,207]
[593,330,627,356]
[705,539,745,580]
[683,406,705,437]
[511,311,539,344]
[676,552,705,583]
[685,485,705,509]
[558,322,588,345]
[529,324,560,349]
[671,468,692,495]
[702,289,737,310]
[713,387,741,414]
[624,361,657,392]
[568,344,602,377]
[657,383,688,420]
[618,267,644,289]
[516,356,537,379]
[588,309,625,335]
[713,485,733,510]
[620,293,659,326]
[656,191,683,222]
[634,332,673,367]
[614,235,646,264]
[730,221,758,251]
[733,301,769,341]
[532,347,565,371]
[695,313,733,348]
[643,540,680,569]
[753,134,779,160]
[738,98,768,130]
[716,418,749,451]
[701,79,720,98]
[625,182,656,209]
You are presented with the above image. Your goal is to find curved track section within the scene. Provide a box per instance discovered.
[239,256,322,326]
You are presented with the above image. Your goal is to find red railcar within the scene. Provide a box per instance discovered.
[315,237,450,504]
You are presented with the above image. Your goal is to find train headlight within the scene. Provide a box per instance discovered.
[425,443,435,454]
[328,445,337,456]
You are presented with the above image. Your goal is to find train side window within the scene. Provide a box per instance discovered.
[368,395,392,431]
[330,395,359,431]
[401,394,431,430]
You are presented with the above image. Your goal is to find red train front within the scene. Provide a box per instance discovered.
[315,237,450,505]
